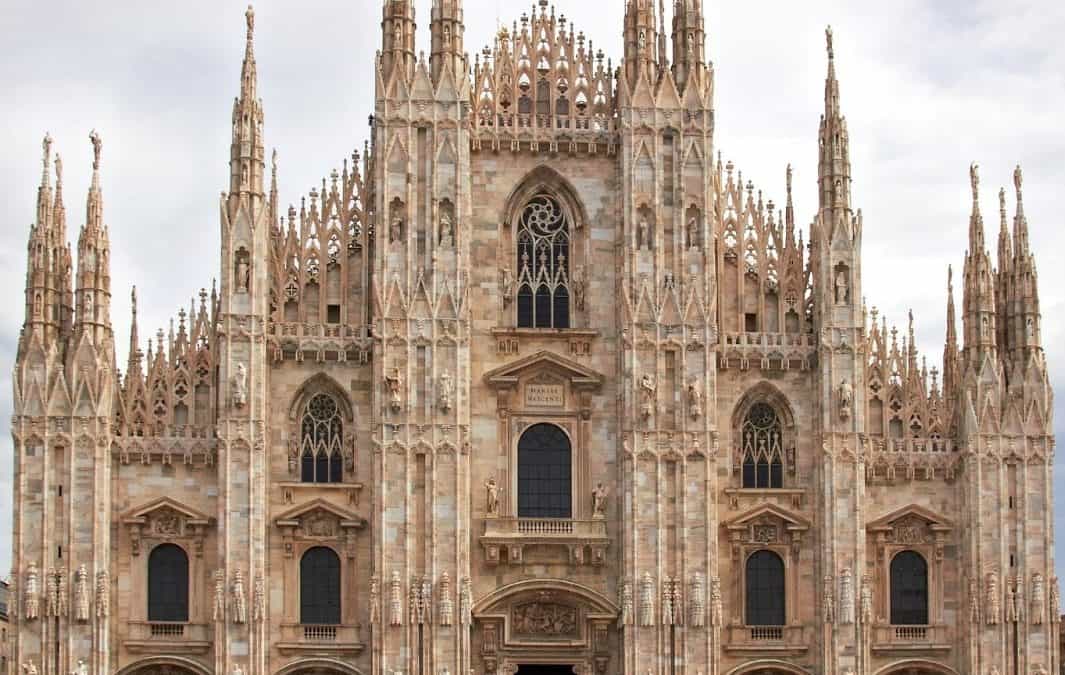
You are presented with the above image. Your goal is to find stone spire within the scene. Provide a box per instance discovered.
[430,0,465,85]
[671,0,706,91]
[74,130,113,345]
[229,5,266,199]
[818,26,852,218]
[382,0,417,83]
[127,286,143,381]
[961,163,997,359]
[943,265,960,400]
[1009,165,1041,354]
[21,132,73,352]
[624,0,660,87]
[995,186,1012,355]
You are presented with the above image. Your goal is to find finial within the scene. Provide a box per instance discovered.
[826,25,834,59]
[54,154,63,186]
[245,5,255,39]
[969,162,979,201]
[42,132,53,183]
[786,164,793,198]
[131,286,138,315]
[948,264,953,290]
[90,129,102,170]
[272,148,278,174]
[1013,164,1023,198]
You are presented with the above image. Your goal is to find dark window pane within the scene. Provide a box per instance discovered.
[746,550,785,626]
[315,452,329,485]
[517,423,572,518]
[553,287,570,329]
[329,451,343,483]
[300,547,341,625]
[770,458,783,488]
[302,451,315,483]
[148,544,189,622]
[742,458,756,488]
[890,551,928,625]
[535,285,552,328]
[517,285,534,328]
[756,460,770,489]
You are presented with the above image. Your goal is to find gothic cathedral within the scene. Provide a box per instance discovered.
[8,2,1057,675]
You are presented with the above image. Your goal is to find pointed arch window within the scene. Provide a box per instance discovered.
[517,423,572,518]
[741,403,784,489]
[300,393,344,484]
[890,551,929,625]
[147,544,189,622]
[300,547,341,625]
[516,193,570,329]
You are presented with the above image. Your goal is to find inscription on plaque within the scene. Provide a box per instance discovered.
[525,383,565,408]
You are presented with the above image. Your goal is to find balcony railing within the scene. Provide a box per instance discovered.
[724,625,809,655]
[277,624,364,656]
[749,626,784,641]
[484,517,607,539]
[871,624,950,652]
[149,622,185,637]
[303,625,339,641]
[124,622,210,655]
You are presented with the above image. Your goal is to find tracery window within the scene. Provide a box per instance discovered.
[516,193,570,329]
[741,403,784,489]
[300,393,344,484]
[890,551,929,625]
[517,423,572,518]
[300,547,341,625]
[147,543,189,622]
[745,550,786,626]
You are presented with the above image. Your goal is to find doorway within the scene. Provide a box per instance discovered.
[515,666,574,675]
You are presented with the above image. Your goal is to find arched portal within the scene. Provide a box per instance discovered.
[116,657,211,675]
[724,660,811,675]
[872,659,960,675]
[275,658,364,675]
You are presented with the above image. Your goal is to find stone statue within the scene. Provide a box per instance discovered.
[573,265,587,311]
[439,212,454,248]
[710,577,723,626]
[389,217,403,244]
[71,659,87,675]
[253,574,265,623]
[638,29,647,50]
[687,378,703,420]
[1031,573,1046,625]
[987,571,1000,625]
[232,363,248,409]
[232,665,244,675]
[21,662,38,675]
[639,374,656,422]
[639,572,655,627]
[45,568,58,617]
[232,569,247,624]
[663,272,675,290]
[459,577,472,626]
[236,257,250,293]
[390,570,404,626]
[1006,579,1018,623]
[443,24,452,47]
[822,575,835,623]
[839,568,854,625]
[91,569,107,619]
[74,564,90,622]
[988,667,1000,675]
[501,267,514,307]
[687,215,699,249]
[689,573,705,627]
[637,217,649,249]
[369,576,381,624]
[438,371,453,413]
[838,378,853,421]
[421,576,433,625]
[620,582,633,625]
[410,577,422,625]
[592,482,609,518]
[1015,576,1025,623]
[24,562,39,620]
[835,268,849,304]
[485,477,501,516]
[385,367,403,413]
[1050,576,1060,621]
[439,572,453,626]
[1026,317,1036,342]
[213,569,226,622]
[860,575,872,624]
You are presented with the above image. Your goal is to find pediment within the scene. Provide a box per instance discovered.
[274,498,366,532]
[122,497,212,528]
[483,350,603,391]
[723,503,810,532]
[866,504,952,534]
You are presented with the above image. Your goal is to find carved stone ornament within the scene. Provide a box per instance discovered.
[439,572,453,626]
[385,367,403,413]
[639,374,656,422]
[822,575,835,624]
[1050,576,1060,622]
[70,659,87,675]
[95,570,109,618]
[438,371,454,413]
[619,582,633,626]
[969,576,981,624]
[710,577,723,627]
[21,662,38,675]
[860,575,872,625]
[639,572,655,627]
[591,482,609,518]
[24,562,39,621]
[369,576,381,625]
[986,571,1001,625]
[213,569,226,622]
[253,574,265,623]
[512,601,578,637]
[151,507,184,537]
[839,568,854,625]
[73,564,90,622]
[1031,573,1046,625]
[689,573,705,628]
[459,577,472,626]
[232,569,247,624]
[485,477,501,516]
[687,378,703,420]
[838,378,853,421]
[232,362,248,409]
[300,510,338,538]
[390,570,404,626]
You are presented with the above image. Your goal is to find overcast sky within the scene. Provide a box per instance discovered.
[1,0,1062,578]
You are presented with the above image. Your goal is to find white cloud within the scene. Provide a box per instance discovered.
[0,0,1061,576]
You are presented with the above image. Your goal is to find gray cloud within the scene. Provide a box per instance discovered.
[0,0,1061,576]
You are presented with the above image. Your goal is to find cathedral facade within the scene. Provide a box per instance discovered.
[7,2,1058,675]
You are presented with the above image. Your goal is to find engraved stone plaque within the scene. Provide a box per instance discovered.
[525,383,565,408]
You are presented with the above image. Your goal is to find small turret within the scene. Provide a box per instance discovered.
[430,0,465,85]
[961,163,997,361]
[818,26,853,220]
[74,130,113,347]
[624,0,661,87]
[382,0,417,84]
[229,5,265,201]
[671,0,707,92]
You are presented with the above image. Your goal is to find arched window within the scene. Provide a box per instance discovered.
[300,393,344,484]
[516,193,570,329]
[148,544,189,622]
[517,423,572,518]
[890,551,929,625]
[741,403,784,489]
[300,547,341,625]
[746,550,785,626]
